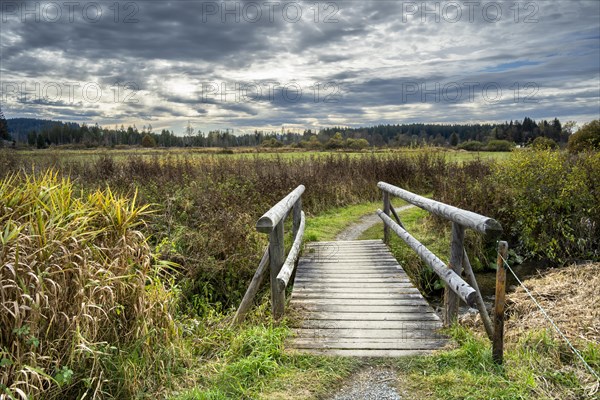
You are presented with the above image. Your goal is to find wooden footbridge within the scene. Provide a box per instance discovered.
[234,182,510,362]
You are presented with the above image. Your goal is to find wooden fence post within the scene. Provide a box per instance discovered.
[383,191,390,244]
[269,220,286,320]
[493,241,508,364]
[444,222,464,326]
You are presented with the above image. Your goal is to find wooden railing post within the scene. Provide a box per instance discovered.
[383,191,390,244]
[444,222,465,326]
[269,220,286,320]
[493,241,508,364]
[232,247,270,326]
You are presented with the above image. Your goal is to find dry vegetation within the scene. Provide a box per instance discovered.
[506,263,600,344]
[0,171,179,398]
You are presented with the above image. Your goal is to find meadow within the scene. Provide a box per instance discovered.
[1,147,598,399]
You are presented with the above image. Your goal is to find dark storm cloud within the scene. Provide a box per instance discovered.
[1,0,599,130]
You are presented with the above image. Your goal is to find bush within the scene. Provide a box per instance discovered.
[485,139,514,152]
[0,171,179,398]
[531,136,558,150]
[568,120,600,153]
[457,140,484,151]
[142,134,157,147]
[261,138,283,148]
[346,138,370,150]
[435,151,600,264]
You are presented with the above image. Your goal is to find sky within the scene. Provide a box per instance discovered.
[1,0,599,135]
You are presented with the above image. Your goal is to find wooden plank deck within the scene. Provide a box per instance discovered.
[288,240,447,357]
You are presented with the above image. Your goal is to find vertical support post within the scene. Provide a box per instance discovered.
[269,220,286,320]
[292,198,302,239]
[493,241,508,364]
[444,222,465,326]
[383,191,390,245]
[462,249,494,340]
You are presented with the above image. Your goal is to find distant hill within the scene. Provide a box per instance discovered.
[7,118,81,143]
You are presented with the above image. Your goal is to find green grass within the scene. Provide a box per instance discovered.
[303,201,382,242]
[387,325,600,400]
[170,314,359,400]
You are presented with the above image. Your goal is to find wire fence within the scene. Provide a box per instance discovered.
[499,253,600,381]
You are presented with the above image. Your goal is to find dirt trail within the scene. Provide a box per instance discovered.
[335,205,414,241]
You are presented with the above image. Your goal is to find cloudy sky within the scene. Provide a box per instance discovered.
[1,0,599,134]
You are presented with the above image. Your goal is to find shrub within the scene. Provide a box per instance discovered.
[0,171,179,398]
[324,132,344,149]
[261,138,283,148]
[485,139,514,152]
[531,136,558,150]
[346,138,370,150]
[435,151,600,264]
[568,120,600,153]
[142,134,157,147]
[458,140,484,151]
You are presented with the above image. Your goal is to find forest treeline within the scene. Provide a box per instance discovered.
[2,115,573,149]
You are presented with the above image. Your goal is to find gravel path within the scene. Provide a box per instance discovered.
[327,367,405,400]
[335,205,414,241]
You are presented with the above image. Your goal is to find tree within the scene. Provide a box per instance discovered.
[568,120,600,153]
[0,107,10,141]
[325,132,344,149]
[141,134,156,148]
[28,130,37,146]
[449,132,459,147]
[561,121,577,143]
[36,132,47,149]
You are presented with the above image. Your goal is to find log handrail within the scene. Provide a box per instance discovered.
[256,185,305,233]
[377,182,502,236]
[277,211,306,291]
[377,181,505,360]
[377,211,477,307]
[233,185,305,324]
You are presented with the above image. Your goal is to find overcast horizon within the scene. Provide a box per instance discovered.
[1,0,599,135]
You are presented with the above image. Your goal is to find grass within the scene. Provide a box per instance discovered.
[386,324,600,399]
[304,201,384,242]
[169,310,359,400]
[0,171,180,398]
[9,146,511,164]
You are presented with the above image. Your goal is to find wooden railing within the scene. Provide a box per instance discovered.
[233,185,306,324]
[377,181,509,363]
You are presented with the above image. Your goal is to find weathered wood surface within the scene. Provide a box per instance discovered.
[444,223,465,326]
[269,220,286,320]
[232,246,269,325]
[377,182,502,236]
[256,185,305,233]
[377,211,478,307]
[288,240,447,357]
[493,241,508,364]
[462,249,494,340]
[276,211,306,291]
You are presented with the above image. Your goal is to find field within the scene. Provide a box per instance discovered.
[9,146,512,163]
[1,147,599,399]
